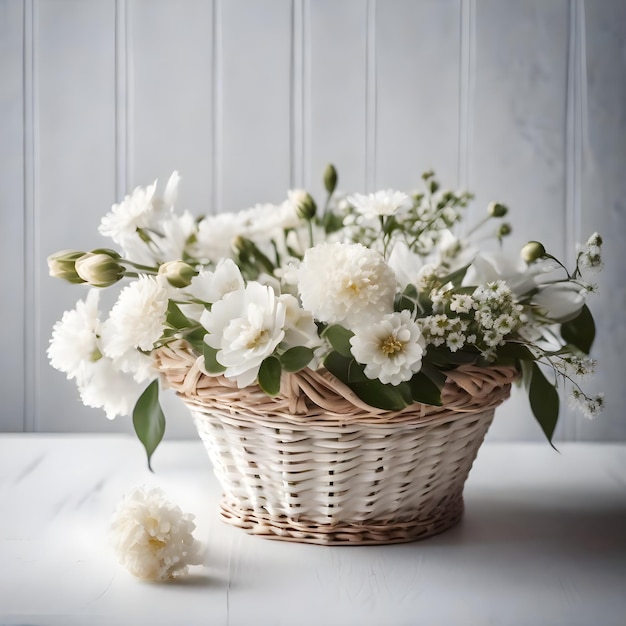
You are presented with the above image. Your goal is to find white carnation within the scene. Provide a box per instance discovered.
[110,487,204,581]
[102,275,169,359]
[298,242,396,328]
[48,289,102,385]
[201,282,286,387]
[79,358,149,419]
[350,310,425,385]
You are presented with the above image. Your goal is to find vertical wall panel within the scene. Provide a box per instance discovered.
[307,0,368,199]
[36,0,119,432]
[375,0,461,191]
[0,0,25,430]
[578,0,626,441]
[128,0,213,213]
[471,0,570,440]
[219,0,292,212]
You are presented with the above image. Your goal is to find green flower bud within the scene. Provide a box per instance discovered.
[158,260,198,288]
[47,249,87,284]
[323,164,338,195]
[488,202,508,218]
[521,241,546,263]
[290,189,317,220]
[497,222,512,238]
[75,252,124,287]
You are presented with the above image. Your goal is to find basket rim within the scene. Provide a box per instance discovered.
[154,340,519,425]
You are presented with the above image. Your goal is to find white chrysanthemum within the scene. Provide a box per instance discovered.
[48,290,101,385]
[350,310,425,385]
[348,189,412,219]
[102,275,169,359]
[298,242,396,328]
[201,282,286,387]
[110,487,204,582]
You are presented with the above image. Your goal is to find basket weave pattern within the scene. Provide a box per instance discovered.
[156,342,518,545]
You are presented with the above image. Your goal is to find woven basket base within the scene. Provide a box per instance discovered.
[218,494,465,546]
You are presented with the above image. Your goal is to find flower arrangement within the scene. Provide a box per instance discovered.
[48,167,603,468]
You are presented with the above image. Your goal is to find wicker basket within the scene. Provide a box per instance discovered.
[155,342,518,545]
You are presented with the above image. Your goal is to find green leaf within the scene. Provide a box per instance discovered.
[323,351,352,384]
[394,293,416,314]
[560,304,595,354]
[496,342,536,365]
[322,325,354,357]
[426,346,478,367]
[418,362,447,390]
[527,362,559,446]
[166,300,192,330]
[280,346,314,373]
[439,263,471,288]
[350,380,411,411]
[185,327,207,354]
[133,380,166,471]
[203,343,226,374]
[408,372,443,406]
[258,356,282,396]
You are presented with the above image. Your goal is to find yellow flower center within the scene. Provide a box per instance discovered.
[380,335,404,355]
[245,329,269,350]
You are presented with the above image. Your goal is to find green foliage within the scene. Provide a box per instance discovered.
[560,304,595,354]
[132,380,166,471]
[203,343,226,374]
[280,346,315,372]
[258,356,282,396]
[522,361,559,446]
[322,324,354,357]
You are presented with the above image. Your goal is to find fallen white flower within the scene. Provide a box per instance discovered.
[110,487,204,581]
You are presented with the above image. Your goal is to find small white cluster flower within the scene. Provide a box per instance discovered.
[420,315,471,352]
[561,355,597,378]
[569,389,604,420]
[578,232,603,273]
[110,487,204,581]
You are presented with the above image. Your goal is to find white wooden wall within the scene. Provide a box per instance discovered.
[1,0,625,441]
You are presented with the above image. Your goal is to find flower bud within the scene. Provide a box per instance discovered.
[75,252,124,287]
[47,249,87,284]
[158,260,198,288]
[290,189,317,220]
[521,241,546,263]
[323,164,338,195]
[497,223,512,238]
[488,202,508,217]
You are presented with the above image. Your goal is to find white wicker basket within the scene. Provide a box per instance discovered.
[156,342,518,545]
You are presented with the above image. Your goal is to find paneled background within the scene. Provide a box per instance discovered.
[1,0,625,442]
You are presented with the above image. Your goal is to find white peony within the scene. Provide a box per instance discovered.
[298,242,396,328]
[201,282,286,387]
[350,310,425,385]
[186,258,245,304]
[101,275,169,359]
[110,487,204,581]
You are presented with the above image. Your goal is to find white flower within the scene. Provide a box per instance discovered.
[279,293,321,350]
[569,389,604,419]
[110,487,204,581]
[102,275,169,359]
[186,258,245,304]
[348,189,412,219]
[79,358,150,419]
[194,212,240,263]
[48,290,102,385]
[450,294,474,314]
[298,242,396,328]
[201,282,286,387]
[350,310,425,385]
[532,282,585,322]
[99,172,180,264]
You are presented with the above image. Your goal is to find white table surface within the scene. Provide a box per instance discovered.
[1,435,625,626]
